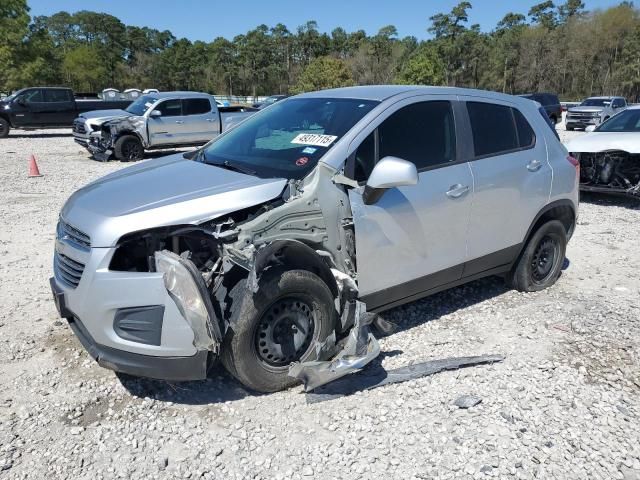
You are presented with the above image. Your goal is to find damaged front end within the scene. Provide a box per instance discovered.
[578,150,640,197]
[87,116,146,161]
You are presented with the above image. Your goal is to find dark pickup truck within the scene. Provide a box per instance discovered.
[0,87,132,137]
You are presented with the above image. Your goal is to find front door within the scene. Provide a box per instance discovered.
[347,99,474,310]
[147,99,187,146]
[459,97,552,275]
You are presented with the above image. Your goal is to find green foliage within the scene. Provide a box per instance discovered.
[3,2,640,100]
[292,56,354,93]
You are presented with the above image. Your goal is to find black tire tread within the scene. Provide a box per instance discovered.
[114,134,143,161]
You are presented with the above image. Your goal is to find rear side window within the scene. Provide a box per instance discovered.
[44,89,72,102]
[183,98,212,115]
[157,99,182,117]
[467,102,538,157]
[378,101,456,170]
[467,102,518,157]
[514,109,535,147]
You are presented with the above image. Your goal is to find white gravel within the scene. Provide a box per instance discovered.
[0,125,639,480]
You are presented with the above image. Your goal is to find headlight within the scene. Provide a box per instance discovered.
[592,112,601,117]
[3,105,10,110]
[155,250,221,351]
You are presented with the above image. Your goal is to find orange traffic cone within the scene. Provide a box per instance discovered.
[28,154,43,178]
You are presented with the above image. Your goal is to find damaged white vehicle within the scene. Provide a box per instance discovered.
[566,106,640,198]
[51,86,578,393]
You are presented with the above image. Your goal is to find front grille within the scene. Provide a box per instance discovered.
[73,120,87,135]
[54,251,86,288]
[57,220,91,249]
[568,113,598,121]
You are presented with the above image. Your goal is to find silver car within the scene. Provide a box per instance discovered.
[51,86,579,393]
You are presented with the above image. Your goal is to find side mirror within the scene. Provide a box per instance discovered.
[585,125,596,132]
[15,97,25,106]
[363,156,418,205]
[150,109,161,118]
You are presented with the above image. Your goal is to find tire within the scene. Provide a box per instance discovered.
[221,269,337,393]
[0,118,10,138]
[114,135,144,161]
[507,220,567,292]
[550,115,558,125]
[566,125,574,131]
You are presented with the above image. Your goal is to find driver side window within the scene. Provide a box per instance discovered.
[353,132,376,183]
[156,99,182,117]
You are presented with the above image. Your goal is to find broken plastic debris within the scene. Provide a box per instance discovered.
[453,394,483,409]
[289,300,380,391]
[304,354,505,404]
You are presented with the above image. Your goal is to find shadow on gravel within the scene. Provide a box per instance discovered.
[580,191,640,210]
[117,369,255,405]
[376,276,510,337]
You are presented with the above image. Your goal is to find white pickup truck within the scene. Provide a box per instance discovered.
[73,91,257,161]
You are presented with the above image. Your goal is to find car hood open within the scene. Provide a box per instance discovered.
[565,132,640,154]
[61,153,288,247]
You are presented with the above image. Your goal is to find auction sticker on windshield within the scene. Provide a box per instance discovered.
[291,133,338,147]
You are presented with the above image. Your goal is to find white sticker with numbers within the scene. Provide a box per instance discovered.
[291,133,338,147]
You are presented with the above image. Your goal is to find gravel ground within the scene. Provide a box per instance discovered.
[0,123,639,480]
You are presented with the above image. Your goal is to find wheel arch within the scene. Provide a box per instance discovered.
[252,239,339,298]
[520,200,576,254]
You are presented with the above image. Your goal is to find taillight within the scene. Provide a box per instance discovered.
[567,154,579,167]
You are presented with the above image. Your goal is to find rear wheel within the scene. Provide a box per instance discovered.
[507,220,567,292]
[114,135,144,161]
[0,118,9,138]
[550,115,558,125]
[221,269,336,393]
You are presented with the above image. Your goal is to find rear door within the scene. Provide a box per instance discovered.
[42,89,76,125]
[347,97,474,309]
[459,97,551,275]
[181,97,220,143]
[147,98,185,145]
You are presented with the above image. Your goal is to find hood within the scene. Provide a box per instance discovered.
[61,153,288,247]
[565,132,640,154]
[79,109,130,121]
[568,106,604,114]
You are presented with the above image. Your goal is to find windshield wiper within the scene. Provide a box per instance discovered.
[209,159,257,176]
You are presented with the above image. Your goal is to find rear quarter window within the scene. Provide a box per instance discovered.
[467,102,518,157]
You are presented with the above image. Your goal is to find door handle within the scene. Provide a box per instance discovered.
[206,118,216,122]
[527,159,542,172]
[446,184,470,199]
[175,120,184,124]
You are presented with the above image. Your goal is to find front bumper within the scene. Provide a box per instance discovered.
[50,240,211,381]
[566,116,600,128]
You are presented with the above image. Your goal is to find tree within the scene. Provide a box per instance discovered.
[0,0,30,92]
[62,45,107,91]
[292,56,354,93]
[396,43,444,85]
[529,1,557,29]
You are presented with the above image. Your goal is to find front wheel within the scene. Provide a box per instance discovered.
[0,118,10,138]
[114,135,144,161]
[507,220,567,292]
[221,269,336,392]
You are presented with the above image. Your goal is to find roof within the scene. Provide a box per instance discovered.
[294,85,533,104]
[585,95,623,99]
[145,91,212,98]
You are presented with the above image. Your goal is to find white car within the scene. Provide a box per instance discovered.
[565,106,640,198]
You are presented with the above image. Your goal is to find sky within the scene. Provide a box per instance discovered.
[27,0,625,41]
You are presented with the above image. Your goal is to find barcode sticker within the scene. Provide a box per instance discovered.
[291,133,338,147]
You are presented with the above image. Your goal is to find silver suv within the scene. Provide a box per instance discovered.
[51,86,579,393]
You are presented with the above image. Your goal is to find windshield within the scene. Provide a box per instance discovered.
[581,98,611,107]
[125,94,158,116]
[199,97,378,179]
[596,109,640,132]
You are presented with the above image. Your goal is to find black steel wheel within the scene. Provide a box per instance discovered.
[221,269,336,392]
[507,220,567,292]
[255,297,315,367]
[530,236,560,285]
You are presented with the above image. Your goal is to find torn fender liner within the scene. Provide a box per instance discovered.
[305,354,506,404]
[288,300,380,391]
[154,250,221,352]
